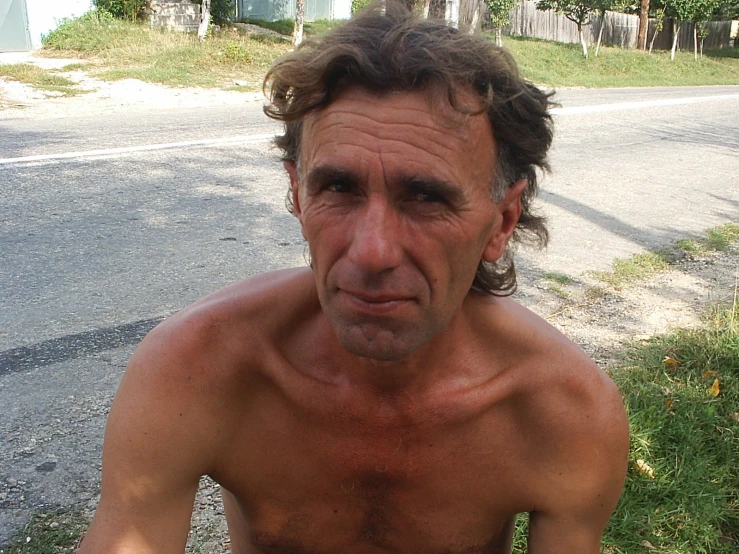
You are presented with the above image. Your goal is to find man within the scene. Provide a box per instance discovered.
[78,4,629,553]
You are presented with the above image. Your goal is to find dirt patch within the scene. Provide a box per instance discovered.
[0,55,263,120]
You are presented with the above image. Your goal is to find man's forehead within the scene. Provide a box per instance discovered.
[299,85,493,161]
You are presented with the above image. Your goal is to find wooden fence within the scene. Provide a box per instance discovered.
[505,1,735,50]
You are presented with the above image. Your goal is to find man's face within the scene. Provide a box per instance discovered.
[287,86,522,362]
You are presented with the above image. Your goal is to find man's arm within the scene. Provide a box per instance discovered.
[78,317,233,553]
[526,368,630,553]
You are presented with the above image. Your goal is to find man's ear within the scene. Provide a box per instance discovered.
[284,161,302,219]
[482,179,526,263]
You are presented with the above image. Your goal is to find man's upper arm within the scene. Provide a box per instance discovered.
[526,370,630,554]
[78,318,231,553]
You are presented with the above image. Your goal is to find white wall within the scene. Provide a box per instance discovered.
[26,0,92,48]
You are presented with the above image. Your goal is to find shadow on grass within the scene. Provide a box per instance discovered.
[706,47,739,59]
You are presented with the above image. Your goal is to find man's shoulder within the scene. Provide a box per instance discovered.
[474,294,626,450]
[131,267,318,383]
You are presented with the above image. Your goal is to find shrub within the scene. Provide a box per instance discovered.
[42,9,136,52]
[193,0,235,24]
[93,0,151,20]
[351,0,374,13]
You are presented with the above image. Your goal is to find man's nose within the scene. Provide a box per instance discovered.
[347,196,403,273]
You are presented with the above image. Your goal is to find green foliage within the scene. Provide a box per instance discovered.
[606,306,739,552]
[42,9,140,52]
[2,509,89,553]
[352,0,375,13]
[193,0,235,24]
[486,0,520,29]
[93,0,150,20]
[536,0,601,26]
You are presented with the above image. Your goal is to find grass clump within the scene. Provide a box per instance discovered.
[675,223,739,256]
[1,508,89,553]
[500,36,739,88]
[604,304,739,553]
[593,251,672,288]
[0,64,81,96]
[542,271,574,285]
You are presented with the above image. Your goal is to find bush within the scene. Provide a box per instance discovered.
[351,0,374,13]
[42,9,136,52]
[93,0,151,20]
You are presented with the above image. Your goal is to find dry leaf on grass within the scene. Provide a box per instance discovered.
[634,459,655,478]
[708,379,720,398]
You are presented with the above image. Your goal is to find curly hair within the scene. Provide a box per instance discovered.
[263,1,554,295]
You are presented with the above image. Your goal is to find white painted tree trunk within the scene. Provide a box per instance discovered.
[693,26,698,60]
[468,0,480,35]
[670,20,680,60]
[495,27,503,47]
[578,24,588,58]
[198,0,211,42]
[423,0,431,18]
[595,10,605,57]
[293,0,305,47]
[446,0,459,29]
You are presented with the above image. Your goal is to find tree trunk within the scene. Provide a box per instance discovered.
[293,0,305,47]
[446,0,460,28]
[578,23,588,58]
[649,25,659,54]
[496,27,503,47]
[198,0,211,42]
[700,37,704,58]
[423,0,431,18]
[670,20,680,60]
[595,9,606,57]
[637,0,650,50]
[693,25,698,61]
[467,0,481,35]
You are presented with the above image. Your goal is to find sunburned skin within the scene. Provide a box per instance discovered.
[76,86,628,554]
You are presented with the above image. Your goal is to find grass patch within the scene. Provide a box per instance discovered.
[499,36,739,87]
[542,271,574,285]
[1,508,89,553]
[675,224,739,256]
[603,304,739,553]
[41,10,291,89]
[593,251,673,288]
[0,63,81,96]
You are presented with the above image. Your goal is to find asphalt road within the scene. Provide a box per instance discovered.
[0,85,738,543]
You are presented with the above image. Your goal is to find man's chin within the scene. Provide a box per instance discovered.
[334,324,426,363]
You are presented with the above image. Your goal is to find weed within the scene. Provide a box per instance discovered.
[542,271,574,285]
[592,251,672,288]
[706,224,739,251]
[0,64,82,96]
[546,283,570,299]
[675,238,701,254]
[1,508,89,554]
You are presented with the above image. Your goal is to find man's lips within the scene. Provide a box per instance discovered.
[338,289,414,313]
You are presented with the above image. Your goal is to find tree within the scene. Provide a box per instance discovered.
[293,0,305,46]
[487,0,519,45]
[198,0,210,41]
[648,6,665,53]
[637,0,650,49]
[593,0,614,56]
[536,0,601,57]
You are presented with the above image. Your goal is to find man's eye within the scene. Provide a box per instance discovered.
[410,191,447,204]
[325,181,354,194]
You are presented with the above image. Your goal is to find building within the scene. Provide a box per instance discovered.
[236,0,351,22]
[0,0,92,52]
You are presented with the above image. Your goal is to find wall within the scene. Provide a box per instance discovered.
[237,0,351,21]
[26,0,92,48]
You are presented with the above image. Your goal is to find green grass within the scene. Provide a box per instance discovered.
[0,63,82,96]
[542,271,574,285]
[1,509,89,553]
[675,224,739,256]
[592,251,673,288]
[603,304,739,553]
[500,35,739,88]
[41,10,291,89]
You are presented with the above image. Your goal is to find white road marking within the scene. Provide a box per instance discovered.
[2,93,738,165]
[0,133,276,165]
[550,94,739,115]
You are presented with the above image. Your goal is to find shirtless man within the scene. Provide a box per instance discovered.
[78,4,629,553]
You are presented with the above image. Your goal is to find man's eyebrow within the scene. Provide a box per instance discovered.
[304,166,359,194]
[403,176,467,203]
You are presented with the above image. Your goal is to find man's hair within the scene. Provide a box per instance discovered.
[264,1,554,295]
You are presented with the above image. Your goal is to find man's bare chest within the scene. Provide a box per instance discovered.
[214,394,529,554]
